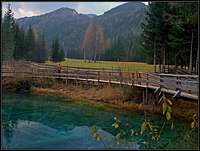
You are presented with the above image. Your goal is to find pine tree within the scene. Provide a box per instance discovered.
[25,26,36,61]
[13,24,25,60]
[33,32,47,63]
[58,46,65,61]
[141,2,198,73]
[51,38,60,62]
[40,32,47,63]
[2,4,16,60]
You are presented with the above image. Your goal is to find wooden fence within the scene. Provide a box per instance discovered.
[2,60,199,100]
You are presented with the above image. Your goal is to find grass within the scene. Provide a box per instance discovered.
[46,58,154,73]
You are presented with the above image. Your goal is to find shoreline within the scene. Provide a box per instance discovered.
[30,84,197,122]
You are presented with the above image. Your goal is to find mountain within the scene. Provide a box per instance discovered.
[17,7,91,51]
[96,2,146,39]
[86,14,97,18]
[17,2,146,56]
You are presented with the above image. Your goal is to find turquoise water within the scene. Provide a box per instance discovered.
[2,92,198,149]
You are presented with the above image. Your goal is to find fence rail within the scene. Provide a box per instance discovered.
[2,60,199,100]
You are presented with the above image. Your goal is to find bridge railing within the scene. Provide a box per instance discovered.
[2,60,199,97]
[159,73,198,95]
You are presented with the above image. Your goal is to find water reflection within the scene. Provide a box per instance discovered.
[2,92,198,149]
[3,120,139,149]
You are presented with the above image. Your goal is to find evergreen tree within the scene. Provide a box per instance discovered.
[13,24,25,60]
[2,4,49,63]
[40,33,47,62]
[25,26,36,61]
[33,32,47,63]
[2,4,16,60]
[141,2,198,73]
[58,46,65,61]
[141,2,171,66]
[51,38,60,62]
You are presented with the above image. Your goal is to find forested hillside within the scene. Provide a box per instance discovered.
[141,2,198,74]
[2,2,198,74]
[17,7,91,53]
[16,2,146,61]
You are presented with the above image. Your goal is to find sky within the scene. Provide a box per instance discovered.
[2,2,149,19]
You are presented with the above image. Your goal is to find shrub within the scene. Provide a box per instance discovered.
[15,80,31,92]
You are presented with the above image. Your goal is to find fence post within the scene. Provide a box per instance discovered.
[66,66,68,85]
[32,68,34,82]
[109,72,111,85]
[119,70,122,85]
[98,71,100,83]
[136,72,138,84]
[176,75,180,91]
[75,69,78,86]
[139,72,142,85]
[146,73,148,104]
[132,72,135,86]
[86,70,88,83]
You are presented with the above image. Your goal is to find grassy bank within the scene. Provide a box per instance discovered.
[31,83,197,121]
[46,58,154,73]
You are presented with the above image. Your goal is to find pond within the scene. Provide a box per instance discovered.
[2,92,198,149]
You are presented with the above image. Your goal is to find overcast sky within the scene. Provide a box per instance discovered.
[2,2,148,19]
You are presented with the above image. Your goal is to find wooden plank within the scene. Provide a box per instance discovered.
[2,61,198,100]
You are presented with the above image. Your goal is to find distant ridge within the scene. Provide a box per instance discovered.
[17,2,146,54]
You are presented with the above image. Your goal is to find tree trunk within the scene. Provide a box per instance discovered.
[175,52,177,70]
[167,50,169,73]
[153,39,156,73]
[189,31,193,74]
[159,58,161,73]
[196,47,199,75]
[163,48,166,73]
[83,48,86,62]
[66,49,68,59]
[88,53,91,63]
[94,48,96,63]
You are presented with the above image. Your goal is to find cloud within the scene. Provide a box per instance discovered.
[76,2,126,15]
[2,2,143,19]
[18,8,39,17]
[2,2,40,18]
[142,2,149,5]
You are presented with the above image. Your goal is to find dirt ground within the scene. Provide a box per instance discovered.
[31,83,198,122]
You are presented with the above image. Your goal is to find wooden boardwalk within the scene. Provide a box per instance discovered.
[2,60,199,100]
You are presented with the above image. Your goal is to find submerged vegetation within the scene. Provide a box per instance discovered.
[91,94,198,149]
